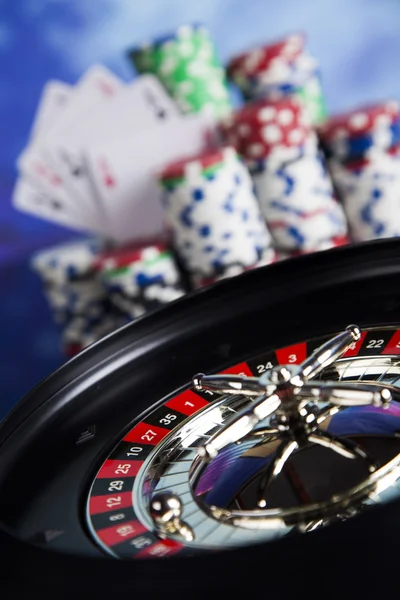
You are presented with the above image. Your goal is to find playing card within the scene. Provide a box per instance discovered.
[85,111,217,242]
[12,161,85,232]
[17,65,125,232]
[12,177,93,232]
[14,80,74,222]
[27,80,73,143]
[45,75,181,232]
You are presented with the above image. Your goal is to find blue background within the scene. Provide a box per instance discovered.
[1,0,400,418]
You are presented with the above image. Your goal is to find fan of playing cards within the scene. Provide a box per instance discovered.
[13,64,217,243]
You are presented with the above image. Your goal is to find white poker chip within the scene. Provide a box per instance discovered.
[31,238,104,284]
[252,151,348,251]
[101,252,182,295]
[160,149,274,279]
[329,152,400,241]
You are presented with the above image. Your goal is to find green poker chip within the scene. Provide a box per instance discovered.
[159,162,226,189]
[296,73,328,125]
[101,251,173,280]
[129,24,232,118]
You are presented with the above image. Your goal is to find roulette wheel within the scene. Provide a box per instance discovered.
[2,238,400,597]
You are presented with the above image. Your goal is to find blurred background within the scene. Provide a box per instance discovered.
[1,0,400,418]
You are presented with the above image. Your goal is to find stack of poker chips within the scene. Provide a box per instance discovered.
[158,146,276,289]
[31,239,187,357]
[226,33,327,126]
[220,97,348,256]
[319,101,400,241]
[94,244,187,320]
[30,238,121,356]
[128,24,232,118]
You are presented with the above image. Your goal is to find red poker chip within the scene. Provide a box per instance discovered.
[318,101,400,141]
[224,96,304,125]
[158,147,238,181]
[227,32,306,79]
[220,97,312,160]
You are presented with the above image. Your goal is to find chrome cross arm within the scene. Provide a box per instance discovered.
[193,373,267,396]
[198,393,282,460]
[292,324,361,384]
[195,325,393,464]
[297,381,392,407]
[307,430,377,466]
[257,439,298,508]
[189,325,400,531]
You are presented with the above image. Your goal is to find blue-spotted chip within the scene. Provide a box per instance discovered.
[158,146,276,288]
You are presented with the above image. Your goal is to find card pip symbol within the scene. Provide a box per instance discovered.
[33,162,62,187]
[98,80,116,96]
[98,157,116,188]
[61,151,84,178]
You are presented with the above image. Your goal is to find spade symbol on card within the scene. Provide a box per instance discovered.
[60,150,85,178]
[143,88,168,120]
[156,107,167,120]
[51,199,63,210]
[35,190,63,211]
